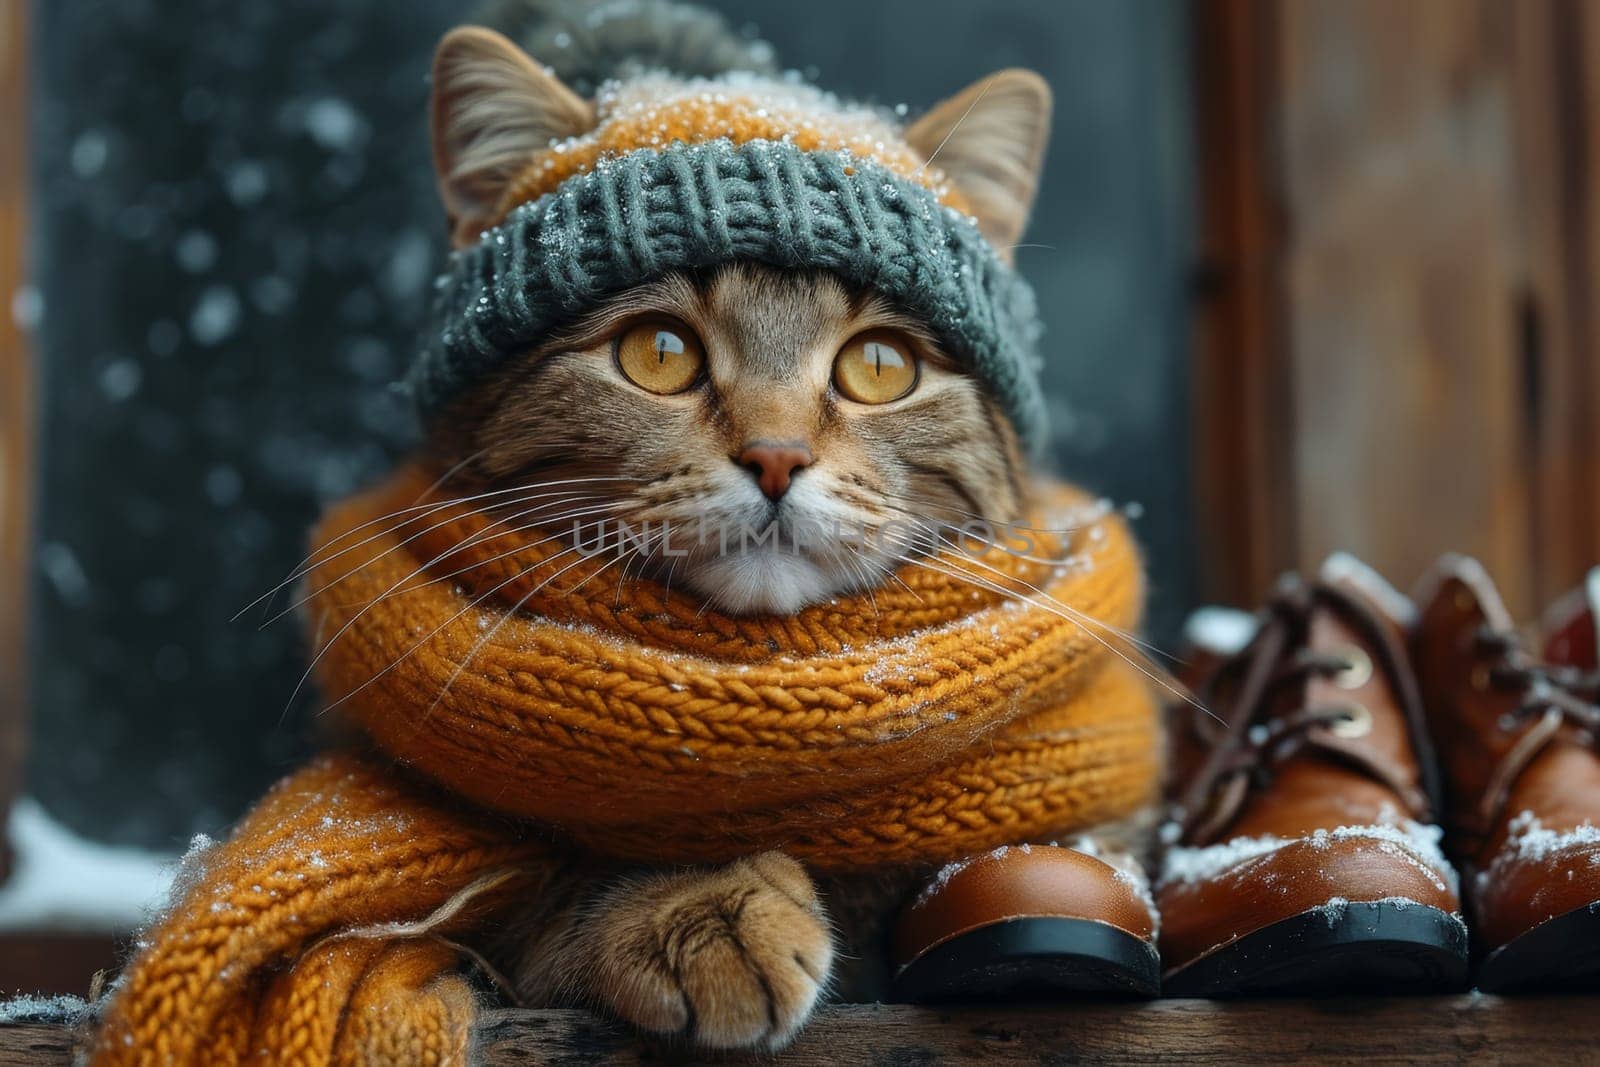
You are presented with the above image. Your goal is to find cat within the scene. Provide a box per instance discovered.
[428,262,1030,615]
[410,0,1130,1051]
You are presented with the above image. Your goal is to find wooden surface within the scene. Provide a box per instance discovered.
[4,998,1599,1065]
[1193,0,1600,612]
[0,0,32,883]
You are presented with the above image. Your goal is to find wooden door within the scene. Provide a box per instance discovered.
[1195,0,1600,617]
[0,0,32,882]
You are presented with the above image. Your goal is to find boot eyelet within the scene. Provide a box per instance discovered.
[1329,701,1373,738]
[1332,645,1372,690]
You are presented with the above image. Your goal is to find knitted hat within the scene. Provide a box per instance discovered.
[412,8,1051,451]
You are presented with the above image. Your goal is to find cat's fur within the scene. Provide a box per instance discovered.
[416,4,1142,1051]
[429,263,1028,613]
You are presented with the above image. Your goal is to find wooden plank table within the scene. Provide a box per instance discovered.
[4,997,1595,1065]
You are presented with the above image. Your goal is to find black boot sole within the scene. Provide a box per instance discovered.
[888,916,1160,1003]
[1477,900,1600,992]
[1164,899,1470,996]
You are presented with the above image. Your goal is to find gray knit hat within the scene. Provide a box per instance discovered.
[414,2,1048,449]
[414,138,1046,448]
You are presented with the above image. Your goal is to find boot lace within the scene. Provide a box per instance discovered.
[1469,628,1600,834]
[1177,577,1441,846]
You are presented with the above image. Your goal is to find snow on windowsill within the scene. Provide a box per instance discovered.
[0,798,177,934]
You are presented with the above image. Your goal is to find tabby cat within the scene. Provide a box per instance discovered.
[416,1,1127,1051]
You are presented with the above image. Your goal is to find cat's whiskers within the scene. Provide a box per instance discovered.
[887,512,1174,662]
[659,543,684,603]
[254,473,632,599]
[821,538,889,616]
[239,474,638,621]
[876,546,1219,724]
[326,499,633,613]
[320,494,676,719]
[272,490,608,621]
[286,493,633,719]
[897,497,1099,539]
[318,541,597,718]
[417,445,493,500]
[421,541,637,718]
[913,72,1000,177]
[849,551,880,618]
[252,445,486,621]
[611,537,661,606]
[267,491,624,626]
[814,503,1170,669]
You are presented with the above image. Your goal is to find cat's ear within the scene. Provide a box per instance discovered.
[905,70,1052,256]
[430,26,596,246]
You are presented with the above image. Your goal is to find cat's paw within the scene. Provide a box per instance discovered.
[591,851,833,1050]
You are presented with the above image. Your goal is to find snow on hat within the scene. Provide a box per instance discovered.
[411,5,1049,450]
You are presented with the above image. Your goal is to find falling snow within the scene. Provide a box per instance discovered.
[175,229,220,273]
[98,358,144,401]
[29,0,436,849]
[304,96,368,151]
[70,129,109,177]
[189,285,242,346]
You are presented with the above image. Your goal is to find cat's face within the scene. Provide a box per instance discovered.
[437,263,1026,614]
[424,26,1052,614]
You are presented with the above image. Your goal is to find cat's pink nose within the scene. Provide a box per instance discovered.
[737,441,813,501]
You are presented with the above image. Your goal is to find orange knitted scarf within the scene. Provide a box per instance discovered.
[91,464,1158,1065]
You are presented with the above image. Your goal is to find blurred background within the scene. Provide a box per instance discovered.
[0,0,1596,994]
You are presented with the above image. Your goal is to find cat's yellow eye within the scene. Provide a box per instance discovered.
[833,330,918,404]
[615,320,705,395]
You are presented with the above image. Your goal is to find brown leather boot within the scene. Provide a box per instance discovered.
[1412,558,1600,992]
[888,844,1160,1001]
[1158,557,1469,995]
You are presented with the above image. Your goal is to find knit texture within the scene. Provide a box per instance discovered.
[414,139,1049,449]
[92,464,1157,1063]
[314,464,1157,867]
[91,755,549,1066]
